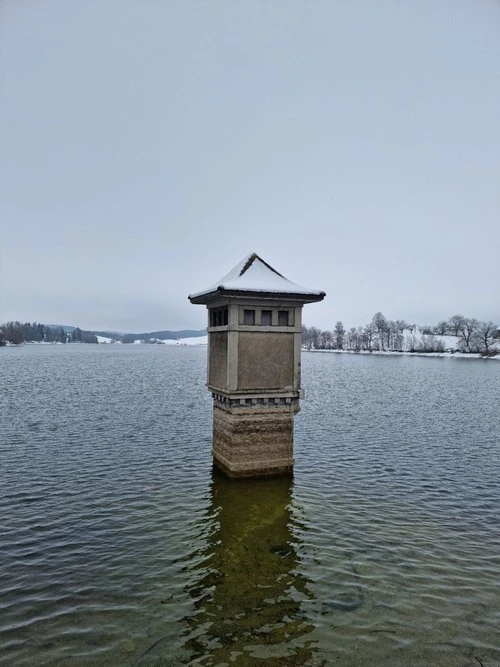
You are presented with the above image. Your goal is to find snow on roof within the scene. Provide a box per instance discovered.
[189,253,325,301]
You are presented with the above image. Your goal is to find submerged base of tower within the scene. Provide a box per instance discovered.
[211,394,299,478]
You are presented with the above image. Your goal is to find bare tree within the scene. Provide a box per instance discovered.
[434,320,449,335]
[395,320,409,333]
[318,329,333,349]
[420,334,445,353]
[449,314,466,337]
[475,321,498,355]
[406,333,419,353]
[458,318,479,352]
[347,327,361,351]
[363,323,375,351]
[371,312,388,350]
[308,327,321,350]
[389,320,404,351]
[334,321,345,350]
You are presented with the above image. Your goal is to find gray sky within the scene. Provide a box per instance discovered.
[1,0,499,332]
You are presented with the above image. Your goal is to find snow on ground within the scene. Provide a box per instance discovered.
[161,335,207,346]
[96,335,115,343]
[432,335,500,355]
[105,336,207,345]
[432,335,460,350]
[308,348,500,359]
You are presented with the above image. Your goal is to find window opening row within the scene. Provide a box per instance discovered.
[243,309,290,326]
[210,308,292,327]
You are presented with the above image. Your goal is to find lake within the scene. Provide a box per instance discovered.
[1,344,499,666]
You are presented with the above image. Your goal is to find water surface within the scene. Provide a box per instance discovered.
[1,345,499,666]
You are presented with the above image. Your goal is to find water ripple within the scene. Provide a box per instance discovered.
[0,346,499,665]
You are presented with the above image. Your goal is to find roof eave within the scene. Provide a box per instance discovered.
[189,287,326,305]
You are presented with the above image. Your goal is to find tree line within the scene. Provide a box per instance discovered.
[302,313,499,356]
[0,322,98,346]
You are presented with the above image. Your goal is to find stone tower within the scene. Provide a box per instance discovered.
[189,253,325,478]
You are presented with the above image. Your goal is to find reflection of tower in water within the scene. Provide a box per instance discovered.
[183,468,316,666]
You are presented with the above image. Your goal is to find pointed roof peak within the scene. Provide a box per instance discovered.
[189,253,325,304]
[239,252,285,279]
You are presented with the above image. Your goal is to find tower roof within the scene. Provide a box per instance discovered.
[189,253,325,303]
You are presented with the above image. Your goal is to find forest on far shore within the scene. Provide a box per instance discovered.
[302,312,499,356]
[0,321,205,346]
[0,322,97,345]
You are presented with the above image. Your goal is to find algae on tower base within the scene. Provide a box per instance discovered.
[189,253,325,478]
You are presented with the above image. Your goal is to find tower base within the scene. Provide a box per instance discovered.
[212,402,298,478]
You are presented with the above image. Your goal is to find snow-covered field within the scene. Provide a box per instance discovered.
[96,336,115,343]
[161,336,207,346]
[95,335,207,345]
[433,335,460,350]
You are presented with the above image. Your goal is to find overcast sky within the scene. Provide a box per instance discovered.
[1,0,499,332]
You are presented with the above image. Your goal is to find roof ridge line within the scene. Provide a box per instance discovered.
[239,253,286,279]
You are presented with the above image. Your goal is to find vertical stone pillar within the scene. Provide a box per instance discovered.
[189,253,325,478]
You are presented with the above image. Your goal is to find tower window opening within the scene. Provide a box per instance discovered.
[261,310,272,326]
[278,310,289,326]
[243,309,255,325]
[210,308,228,327]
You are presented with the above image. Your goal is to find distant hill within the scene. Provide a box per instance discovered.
[0,321,206,345]
[47,325,76,333]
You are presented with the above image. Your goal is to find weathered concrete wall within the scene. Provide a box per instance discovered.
[212,404,294,478]
[209,332,227,389]
[237,332,294,390]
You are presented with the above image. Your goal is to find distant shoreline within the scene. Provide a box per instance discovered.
[4,342,498,360]
[304,348,500,360]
